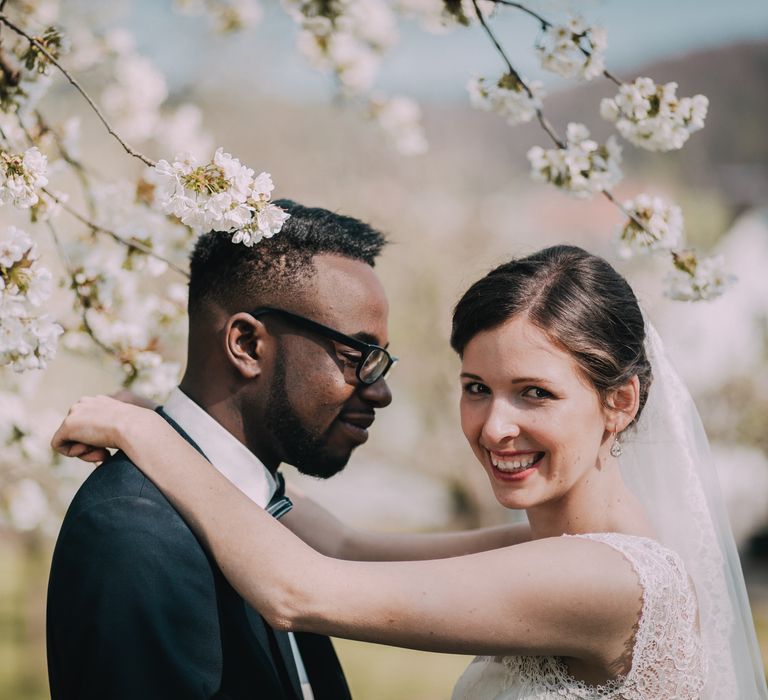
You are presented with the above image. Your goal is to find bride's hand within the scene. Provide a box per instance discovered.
[51,395,153,463]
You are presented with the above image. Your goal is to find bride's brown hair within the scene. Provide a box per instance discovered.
[450,245,653,426]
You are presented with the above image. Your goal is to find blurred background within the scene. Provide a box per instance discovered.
[1,1,767,698]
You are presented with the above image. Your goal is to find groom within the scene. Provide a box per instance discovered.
[46,201,393,699]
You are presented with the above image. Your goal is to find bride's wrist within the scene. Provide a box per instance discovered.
[118,406,162,457]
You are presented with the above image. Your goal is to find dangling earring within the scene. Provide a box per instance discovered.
[610,432,622,458]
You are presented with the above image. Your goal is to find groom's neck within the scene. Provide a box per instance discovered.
[178,377,280,474]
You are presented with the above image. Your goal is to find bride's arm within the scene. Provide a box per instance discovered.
[283,488,530,560]
[52,397,640,660]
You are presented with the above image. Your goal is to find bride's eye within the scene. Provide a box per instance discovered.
[522,386,553,400]
[462,382,489,396]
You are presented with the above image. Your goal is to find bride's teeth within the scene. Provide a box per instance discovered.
[491,453,539,472]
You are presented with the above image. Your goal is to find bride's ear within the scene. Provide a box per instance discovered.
[604,375,640,433]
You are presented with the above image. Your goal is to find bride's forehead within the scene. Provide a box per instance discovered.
[462,316,583,377]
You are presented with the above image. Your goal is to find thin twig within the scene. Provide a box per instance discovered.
[491,0,550,28]
[0,14,156,168]
[600,189,655,237]
[471,0,564,148]
[45,188,190,278]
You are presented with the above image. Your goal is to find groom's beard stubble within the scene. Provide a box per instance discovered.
[265,350,349,479]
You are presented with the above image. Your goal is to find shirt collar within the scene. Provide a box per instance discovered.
[162,387,277,508]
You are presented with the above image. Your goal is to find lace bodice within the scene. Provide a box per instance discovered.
[451,533,706,700]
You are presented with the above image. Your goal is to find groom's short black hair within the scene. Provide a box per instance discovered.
[187,200,388,315]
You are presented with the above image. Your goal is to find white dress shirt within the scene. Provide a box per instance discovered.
[163,388,315,700]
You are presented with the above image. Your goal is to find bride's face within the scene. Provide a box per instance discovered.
[459,314,610,510]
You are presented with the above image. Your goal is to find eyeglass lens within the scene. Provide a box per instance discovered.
[360,349,390,383]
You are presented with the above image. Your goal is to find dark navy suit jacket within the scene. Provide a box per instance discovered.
[46,411,351,700]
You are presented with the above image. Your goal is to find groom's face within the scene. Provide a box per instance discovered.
[262,255,393,478]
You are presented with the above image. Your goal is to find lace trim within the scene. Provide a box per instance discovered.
[483,533,706,699]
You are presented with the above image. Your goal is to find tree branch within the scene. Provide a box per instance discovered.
[44,188,190,278]
[0,14,156,168]
[471,0,564,148]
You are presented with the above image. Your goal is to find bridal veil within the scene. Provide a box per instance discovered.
[619,322,768,698]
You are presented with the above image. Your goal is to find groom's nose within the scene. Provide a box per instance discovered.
[357,376,392,408]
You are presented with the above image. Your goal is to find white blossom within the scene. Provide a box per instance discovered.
[148,148,290,242]
[0,226,63,371]
[0,147,49,209]
[537,17,606,81]
[601,77,709,152]
[527,123,622,198]
[467,74,543,126]
[370,95,428,155]
[618,194,684,256]
[665,252,736,302]
[287,0,396,95]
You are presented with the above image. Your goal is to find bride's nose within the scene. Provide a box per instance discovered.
[480,399,522,446]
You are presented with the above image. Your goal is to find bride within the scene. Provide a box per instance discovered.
[52,245,766,699]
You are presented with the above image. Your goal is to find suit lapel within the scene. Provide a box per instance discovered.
[156,406,300,699]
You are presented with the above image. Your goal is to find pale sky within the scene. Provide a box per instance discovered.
[126,0,768,100]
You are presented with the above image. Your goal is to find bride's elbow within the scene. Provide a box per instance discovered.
[259,579,317,633]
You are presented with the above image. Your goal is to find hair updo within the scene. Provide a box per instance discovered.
[450,245,653,427]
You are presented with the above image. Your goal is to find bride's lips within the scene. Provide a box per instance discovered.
[487,450,545,482]
[336,412,375,444]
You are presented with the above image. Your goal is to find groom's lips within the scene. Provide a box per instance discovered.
[336,412,375,444]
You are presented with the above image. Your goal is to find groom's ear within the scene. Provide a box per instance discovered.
[224,312,268,380]
[604,375,640,433]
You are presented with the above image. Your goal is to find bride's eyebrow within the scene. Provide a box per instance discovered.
[460,372,484,381]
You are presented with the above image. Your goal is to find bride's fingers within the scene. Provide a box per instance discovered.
[77,447,110,463]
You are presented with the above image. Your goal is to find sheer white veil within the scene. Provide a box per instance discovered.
[620,321,767,698]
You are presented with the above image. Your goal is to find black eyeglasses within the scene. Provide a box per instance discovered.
[250,306,397,385]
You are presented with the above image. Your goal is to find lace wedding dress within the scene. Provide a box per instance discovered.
[451,532,706,700]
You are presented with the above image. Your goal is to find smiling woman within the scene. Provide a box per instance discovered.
[50,245,767,699]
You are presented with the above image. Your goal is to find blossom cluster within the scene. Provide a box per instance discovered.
[527,123,622,198]
[467,74,543,126]
[148,148,290,244]
[0,147,49,209]
[665,252,736,302]
[618,194,684,256]
[601,77,709,152]
[63,240,187,401]
[0,226,62,371]
[287,0,398,95]
[537,18,607,81]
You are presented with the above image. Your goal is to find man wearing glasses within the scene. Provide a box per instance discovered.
[47,201,394,700]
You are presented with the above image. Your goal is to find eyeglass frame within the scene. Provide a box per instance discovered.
[249,306,397,385]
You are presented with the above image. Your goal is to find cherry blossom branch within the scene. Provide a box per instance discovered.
[44,189,190,278]
[471,0,564,148]
[473,1,661,244]
[487,1,623,87]
[0,13,156,168]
